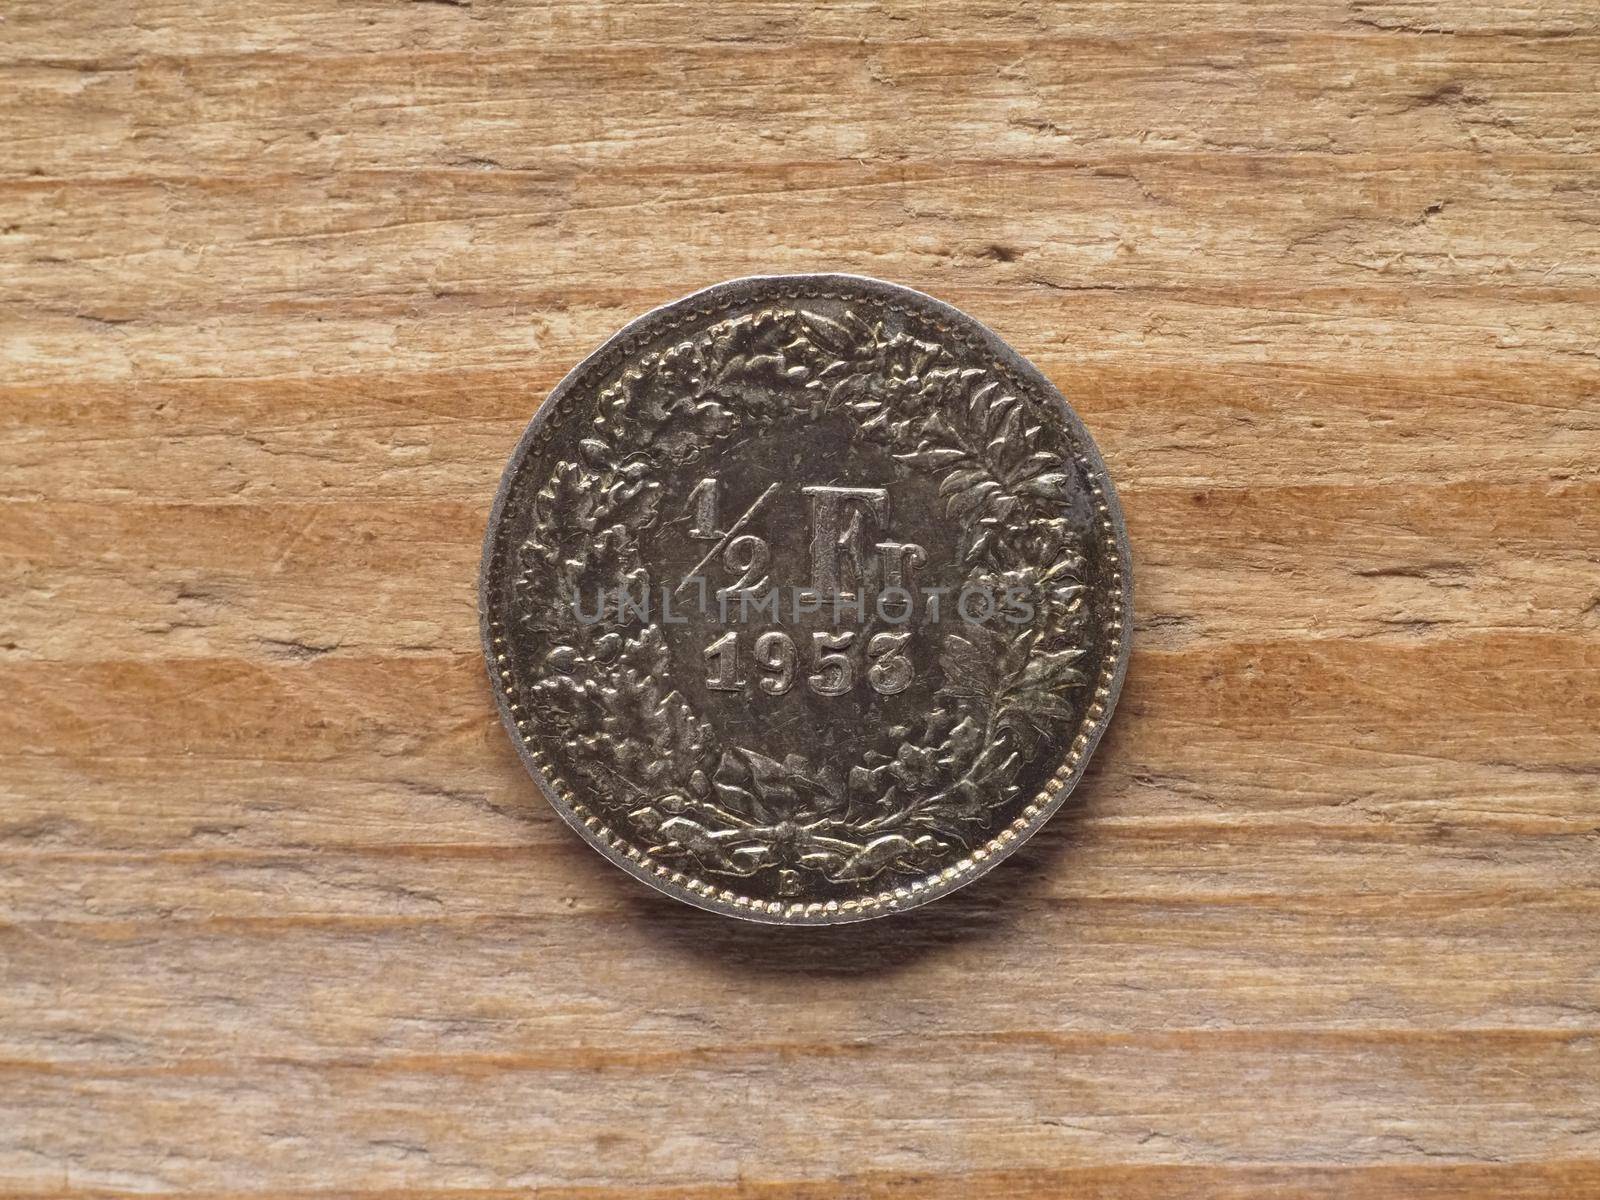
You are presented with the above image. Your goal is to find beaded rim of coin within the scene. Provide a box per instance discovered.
[480,274,1132,925]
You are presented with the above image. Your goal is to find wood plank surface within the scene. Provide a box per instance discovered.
[3,2,1598,1197]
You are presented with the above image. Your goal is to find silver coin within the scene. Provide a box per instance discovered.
[480,275,1131,924]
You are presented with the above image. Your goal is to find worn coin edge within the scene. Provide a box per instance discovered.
[479,273,1133,925]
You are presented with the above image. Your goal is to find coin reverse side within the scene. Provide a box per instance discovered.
[481,275,1131,924]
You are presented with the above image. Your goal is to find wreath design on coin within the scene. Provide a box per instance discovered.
[514,307,1091,884]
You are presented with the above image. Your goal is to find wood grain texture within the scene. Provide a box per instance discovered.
[2,1,1598,1196]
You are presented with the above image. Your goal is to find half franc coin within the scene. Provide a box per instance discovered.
[481,274,1131,924]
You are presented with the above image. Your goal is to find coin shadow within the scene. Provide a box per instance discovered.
[627,752,1117,979]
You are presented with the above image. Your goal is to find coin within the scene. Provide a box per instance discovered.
[480,275,1131,923]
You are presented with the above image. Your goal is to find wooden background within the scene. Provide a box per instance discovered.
[3,2,1599,1196]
